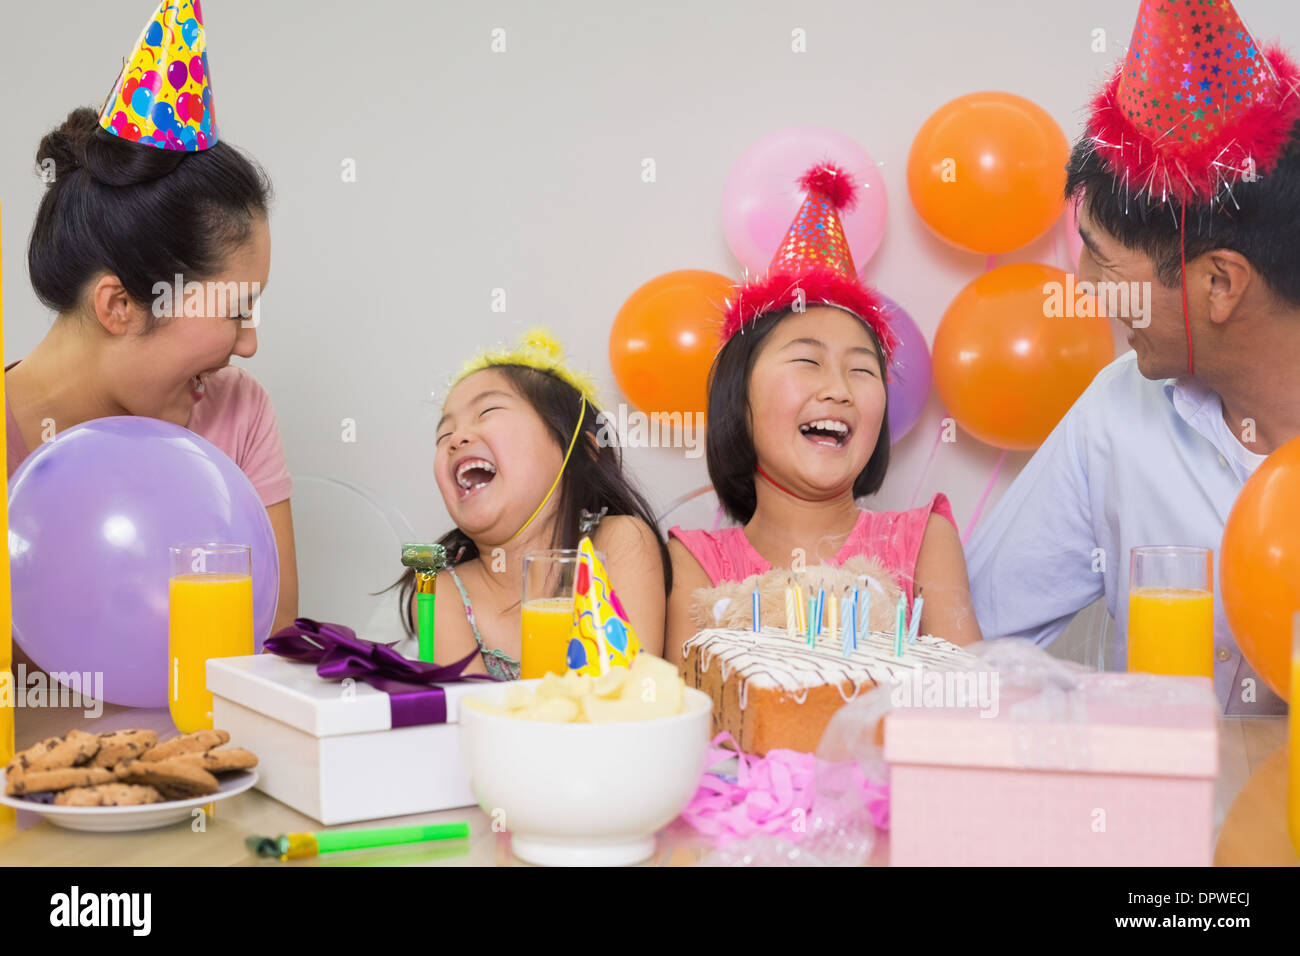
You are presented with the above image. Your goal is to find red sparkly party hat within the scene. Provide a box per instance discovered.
[1086,0,1300,203]
[721,163,897,357]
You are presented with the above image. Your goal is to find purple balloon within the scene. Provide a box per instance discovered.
[168,60,189,91]
[880,294,933,443]
[8,417,279,707]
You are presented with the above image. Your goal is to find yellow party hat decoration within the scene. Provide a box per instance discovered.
[566,537,641,676]
[453,328,600,407]
[99,1,216,151]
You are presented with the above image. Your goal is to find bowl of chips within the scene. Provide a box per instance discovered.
[459,654,711,866]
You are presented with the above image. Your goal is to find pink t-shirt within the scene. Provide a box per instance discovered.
[5,363,292,507]
[669,493,955,602]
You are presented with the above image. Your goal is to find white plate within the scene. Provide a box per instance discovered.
[0,769,258,832]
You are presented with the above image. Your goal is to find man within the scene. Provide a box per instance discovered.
[967,0,1300,714]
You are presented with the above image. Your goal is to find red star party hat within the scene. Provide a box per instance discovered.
[1086,0,1300,203]
[721,163,898,358]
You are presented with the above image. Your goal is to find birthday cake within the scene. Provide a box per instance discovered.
[680,626,973,756]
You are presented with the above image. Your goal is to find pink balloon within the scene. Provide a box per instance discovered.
[176,92,198,122]
[1064,198,1083,271]
[141,69,162,93]
[189,54,204,84]
[722,126,887,277]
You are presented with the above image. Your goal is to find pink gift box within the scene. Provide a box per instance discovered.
[883,672,1219,866]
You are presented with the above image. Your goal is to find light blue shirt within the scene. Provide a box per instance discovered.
[966,351,1285,715]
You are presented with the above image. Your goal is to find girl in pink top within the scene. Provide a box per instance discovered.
[665,164,980,661]
[7,106,299,635]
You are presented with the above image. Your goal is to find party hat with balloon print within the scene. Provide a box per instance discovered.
[99,0,217,151]
[721,163,897,357]
[1086,0,1300,203]
[566,537,642,677]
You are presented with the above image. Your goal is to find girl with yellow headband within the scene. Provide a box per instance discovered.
[395,331,669,678]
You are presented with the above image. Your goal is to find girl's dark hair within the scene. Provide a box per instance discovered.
[1065,123,1300,307]
[395,364,672,636]
[706,308,891,524]
[28,107,272,326]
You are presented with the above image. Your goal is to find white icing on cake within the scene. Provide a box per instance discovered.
[682,626,974,710]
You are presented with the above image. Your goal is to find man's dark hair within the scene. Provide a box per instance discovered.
[1064,124,1300,307]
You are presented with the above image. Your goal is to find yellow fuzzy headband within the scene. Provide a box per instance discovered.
[451,328,601,408]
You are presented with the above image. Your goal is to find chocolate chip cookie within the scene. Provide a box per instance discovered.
[115,758,219,799]
[90,729,159,769]
[8,730,100,773]
[140,729,230,763]
[54,783,164,806]
[5,765,116,796]
[170,747,258,774]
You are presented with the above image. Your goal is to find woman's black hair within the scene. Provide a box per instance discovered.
[1065,123,1300,307]
[394,364,672,636]
[706,308,891,525]
[28,107,272,326]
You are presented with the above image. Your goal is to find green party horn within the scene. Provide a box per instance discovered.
[245,822,470,861]
[401,543,447,662]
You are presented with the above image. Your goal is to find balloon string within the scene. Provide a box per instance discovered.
[961,450,1007,545]
[907,420,946,509]
[984,254,997,273]
[711,502,724,532]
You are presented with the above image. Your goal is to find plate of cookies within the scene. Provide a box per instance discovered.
[0,728,259,832]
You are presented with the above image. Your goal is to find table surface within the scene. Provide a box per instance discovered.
[0,698,1291,867]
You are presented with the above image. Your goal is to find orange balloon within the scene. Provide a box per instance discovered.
[609,270,731,420]
[932,263,1114,450]
[1220,434,1300,702]
[908,92,1069,254]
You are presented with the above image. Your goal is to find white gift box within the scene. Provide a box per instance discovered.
[207,654,481,825]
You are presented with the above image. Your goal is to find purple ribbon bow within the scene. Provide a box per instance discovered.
[264,618,497,728]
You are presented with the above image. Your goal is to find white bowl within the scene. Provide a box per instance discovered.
[459,680,712,866]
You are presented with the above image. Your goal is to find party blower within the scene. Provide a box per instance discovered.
[246,822,469,861]
[401,543,447,662]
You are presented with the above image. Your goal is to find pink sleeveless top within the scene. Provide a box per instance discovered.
[669,493,955,602]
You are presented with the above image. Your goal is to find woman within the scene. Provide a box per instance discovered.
[7,104,299,636]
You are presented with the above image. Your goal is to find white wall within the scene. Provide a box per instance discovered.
[5,0,1298,641]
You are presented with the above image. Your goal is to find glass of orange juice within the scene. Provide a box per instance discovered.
[520,549,588,680]
[1126,545,1214,679]
[168,544,254,733]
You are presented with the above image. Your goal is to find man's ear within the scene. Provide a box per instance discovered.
[1201,249,1253,327]
[90,274,146,335]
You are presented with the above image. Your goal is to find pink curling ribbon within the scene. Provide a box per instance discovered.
[679,732,889,847]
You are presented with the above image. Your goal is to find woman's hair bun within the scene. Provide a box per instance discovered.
[35,107,100,183]
[35,106,183,188]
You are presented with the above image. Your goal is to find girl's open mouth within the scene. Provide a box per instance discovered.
[799,418,852,448]
[454,457,498,498]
